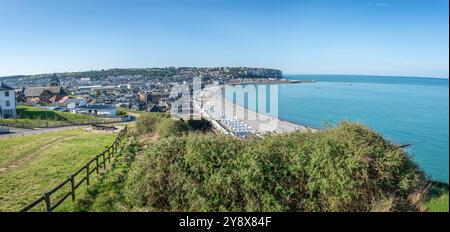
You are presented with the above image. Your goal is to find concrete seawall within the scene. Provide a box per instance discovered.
[198,85,316,135]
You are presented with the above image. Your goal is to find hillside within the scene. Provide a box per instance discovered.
[15,106,96,121]
[0,67,283,88]
[73,114,446,212]
[0,106,116,128]
[0,128,117,211]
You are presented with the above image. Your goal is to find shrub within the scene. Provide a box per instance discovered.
[155,118,192,138]
[116,108,128,116]
[125,136,188,210]
[124,121,425,212]
[135,113,165,135]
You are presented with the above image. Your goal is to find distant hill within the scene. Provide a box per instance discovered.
[0,67,283,87]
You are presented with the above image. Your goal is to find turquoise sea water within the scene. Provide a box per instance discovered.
[226,75,449,183]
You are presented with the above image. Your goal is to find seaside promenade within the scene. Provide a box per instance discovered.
[196,85,315,137]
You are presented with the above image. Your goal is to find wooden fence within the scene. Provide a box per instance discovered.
[19,125,128,212]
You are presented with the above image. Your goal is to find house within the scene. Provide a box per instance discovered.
[0,81,17,118]
[65,99,87,109]
[147,103,160,112]
[118,84,131,90]
[139,91,152,103]
[78,85,103,94]
[129,81,146,90]
[72,104,117,116]
[23,73,66,103]
[15,88,26,103]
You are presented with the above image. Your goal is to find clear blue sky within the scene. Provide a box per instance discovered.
[0,0,448,77]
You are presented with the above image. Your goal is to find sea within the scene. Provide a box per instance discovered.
[226,75,449,183]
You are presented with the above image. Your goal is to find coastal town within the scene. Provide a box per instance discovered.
[0,67,292,134]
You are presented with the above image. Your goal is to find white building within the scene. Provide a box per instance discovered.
[79,78,91,84]
[0,81,17,118]
[118,84,131,90]
[78,85,103,94]
[66,99,87,109]
[71,104,117,116]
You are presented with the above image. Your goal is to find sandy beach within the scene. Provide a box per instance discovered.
[199,85,316,135]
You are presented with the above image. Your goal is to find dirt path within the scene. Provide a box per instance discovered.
[0,135,79,173]
[135,133,159,159]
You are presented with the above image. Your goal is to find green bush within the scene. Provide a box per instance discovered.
[116,108,129,116]
[156,118,192,138]
[135,113,165,135]
[124,121,425,212]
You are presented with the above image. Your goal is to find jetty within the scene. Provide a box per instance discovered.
[227,79,315,86]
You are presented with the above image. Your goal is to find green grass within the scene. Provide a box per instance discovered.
[0,105,119,128]
[16,105,96,121]
[424,182,449,212]
[118,107,155,117]
[73,138,138,212]
[0,128,117,211]
[425,193,449,212]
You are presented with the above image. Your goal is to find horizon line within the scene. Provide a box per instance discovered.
[0,68,448,80]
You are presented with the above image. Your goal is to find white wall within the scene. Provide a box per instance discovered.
[96,108,117,116]
[0,126,9,134]
[67,100,87,109]
[0,89,17,118]
[72,107,116,116]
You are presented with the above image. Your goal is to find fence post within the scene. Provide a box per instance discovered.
[85,165,90,185]
[69,175,75,202]
[108,148,112,162]
[96,156,99,175]
[44,192,51,212]
[102,152,106,169]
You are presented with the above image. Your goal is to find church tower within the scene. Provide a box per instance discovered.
[49,73,60,87]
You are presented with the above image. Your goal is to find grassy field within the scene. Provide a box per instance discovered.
[15,105,96,121]
[424,182,449,212]
[0,106,119,128]
[425,193,449,212]
[0,128,117,211]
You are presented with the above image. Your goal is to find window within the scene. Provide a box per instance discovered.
[6,101,10,107]
[4,91,9,97]
[4,110,13,118]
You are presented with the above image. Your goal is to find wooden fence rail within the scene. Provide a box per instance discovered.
[19,125,128,212]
